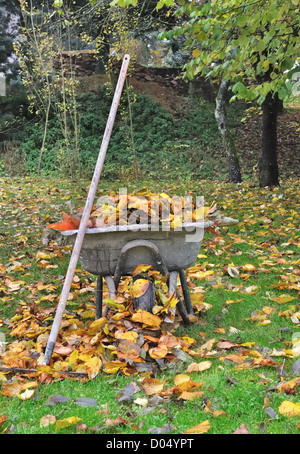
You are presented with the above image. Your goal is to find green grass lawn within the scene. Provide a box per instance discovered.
[0,176,299,435]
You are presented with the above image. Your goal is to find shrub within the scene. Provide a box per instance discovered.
[1,83,232,180]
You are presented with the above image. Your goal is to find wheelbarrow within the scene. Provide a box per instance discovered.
[61,221,212,325]
[42,54,212,365]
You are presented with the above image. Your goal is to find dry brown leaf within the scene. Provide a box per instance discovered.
[0,415,8,427]
[216,340,237,349]
[186,361,212,373]
[278,377,300,395]
[105,416,130,427]
[141,378,165,395]
[232,424,251,434]
[40,414,56,428]
[1,381,38,397]
[199,338,216,351]
[179,390,205,400]
[117,339,141,361]
[149,344,169,359]
[53,344,74,356]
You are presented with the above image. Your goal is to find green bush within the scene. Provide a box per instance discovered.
[1,83,232,180]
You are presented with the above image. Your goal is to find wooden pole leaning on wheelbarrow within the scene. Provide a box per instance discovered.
[43,54,131,365]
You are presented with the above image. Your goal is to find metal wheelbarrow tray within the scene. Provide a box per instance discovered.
[62,221,211,276]
[61,221,212,323]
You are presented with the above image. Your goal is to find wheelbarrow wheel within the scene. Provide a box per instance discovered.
[132,275,155,312]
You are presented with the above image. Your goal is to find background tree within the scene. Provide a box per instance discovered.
[160,0,300,187]
[0,0,21,80]
[111,0,300,187]
[215,79,242,183]
[15,0,81,178]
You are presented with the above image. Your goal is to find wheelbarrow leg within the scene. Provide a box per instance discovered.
[179,269,194,315]
[168,271,191,325]
[95,276,103,319]
[103,276,117,317]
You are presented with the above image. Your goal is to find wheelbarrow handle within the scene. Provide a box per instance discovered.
[43,54,131,365]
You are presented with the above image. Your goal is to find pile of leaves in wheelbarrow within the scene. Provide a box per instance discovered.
[0,264,213,384]
[47,188,223,231]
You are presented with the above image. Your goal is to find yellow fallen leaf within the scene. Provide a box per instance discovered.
[190,270,214,280]
[190,293,205,304]
[81,309,96,319]
[131,279,150,298]
[132,310,161,328]
[174,374,192,386]
[239,342,256,348]
[262,306,277,315]
[88,317,108,335]
[120,331,139,342]
[132,264,152,276]
[271,295,295,304]
[55,416,81,431]
[213,410,227,418]
[173,374,203,392]
[69,349,79,366]
[103,361,126,374]
[256,320,272,326]
[86,356,102,379]
[18,389,35,400]
[214,328,226,334]
[184,419,210,434]
[226,298,244,305]
[242,264,256,272]
[279,401,300,418]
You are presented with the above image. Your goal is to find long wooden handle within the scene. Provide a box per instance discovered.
[43,54,131,365]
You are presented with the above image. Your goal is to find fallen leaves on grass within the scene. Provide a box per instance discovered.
[278,377,300,395]
[0,178,300,434]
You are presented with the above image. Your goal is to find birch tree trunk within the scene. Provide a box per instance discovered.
[215,80,242,183]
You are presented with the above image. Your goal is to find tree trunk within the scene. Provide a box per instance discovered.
[215,80,242,183]
[259,91,280,187]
